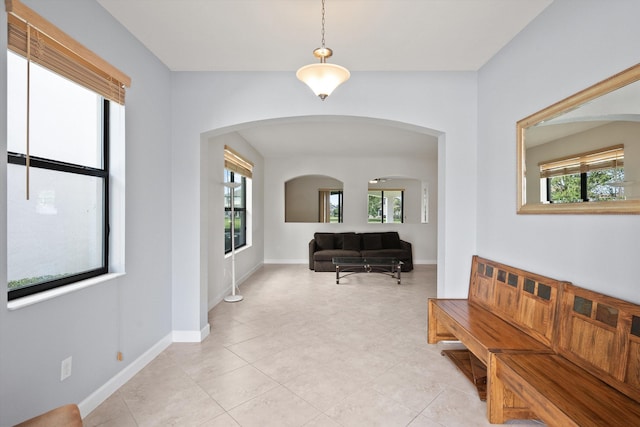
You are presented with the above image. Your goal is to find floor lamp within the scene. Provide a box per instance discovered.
[224,182,243,302]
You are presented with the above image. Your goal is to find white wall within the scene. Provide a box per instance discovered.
[264,153,438,264]
[0,1,173,425]
[477,0,640,303]
[172,71,479,338]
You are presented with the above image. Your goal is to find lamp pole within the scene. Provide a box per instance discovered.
[224,182,243,303]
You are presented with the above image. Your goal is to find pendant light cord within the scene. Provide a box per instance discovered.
[321,0,326,49]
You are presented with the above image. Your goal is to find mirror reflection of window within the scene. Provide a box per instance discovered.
[539,145,626,203]
[367,189,404,223]
[319,189,343,223]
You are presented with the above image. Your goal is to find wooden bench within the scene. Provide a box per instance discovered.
[489,283,640,426]
[15,403,82,427]
[428,255,566,421]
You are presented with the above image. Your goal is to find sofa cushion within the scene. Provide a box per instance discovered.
[362,233,383,250]
[313,249,361,261]
[342,233,361,251]
[381,232,401,249]
[315,233,335,250]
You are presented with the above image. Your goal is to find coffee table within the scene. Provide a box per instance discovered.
[332,257,403,285]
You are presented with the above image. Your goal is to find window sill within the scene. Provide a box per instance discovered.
[7,272,125,311]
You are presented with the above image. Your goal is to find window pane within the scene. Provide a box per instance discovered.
[224,171,247,253]
[224,211,245,252]
[7,164,104,292]
[549,173,582,203]
[7,51,103,168]
[385,190,404,223]
[368,190,403,223]
[368,191,382,223]
[587,168,626,201]
[330,191,342,223]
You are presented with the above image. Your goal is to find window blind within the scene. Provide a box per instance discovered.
[224,145,254,179]
[539,145,624,179]
[6,0,131,104]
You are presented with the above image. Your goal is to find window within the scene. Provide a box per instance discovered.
[6,0,130,301]
[224,170,247,253]
[368,190,404,223]
[224,146,253,254]
[319,189,343,223]
[540,145,625,203]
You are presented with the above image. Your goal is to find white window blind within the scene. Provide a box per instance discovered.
[224,145,253,179]
[6,0,131,104]
[539,145,624,179]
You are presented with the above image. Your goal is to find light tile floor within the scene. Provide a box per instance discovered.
[85,264,544,427]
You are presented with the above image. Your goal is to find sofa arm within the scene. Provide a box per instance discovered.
[309,239,317,270]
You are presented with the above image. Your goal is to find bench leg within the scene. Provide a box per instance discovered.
[487,352,507,424]
[427,299,439,344]
[427,299,457,343]
[487,353,538,424]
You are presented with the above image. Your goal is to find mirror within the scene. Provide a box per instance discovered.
[517,63,640,214]
[285,175,343,222]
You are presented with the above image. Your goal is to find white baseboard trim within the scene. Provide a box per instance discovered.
[263,259,306,264]
[173,323,210,342]
[208,263,263,310]
[264,259,438,266]
[78,333,173,418]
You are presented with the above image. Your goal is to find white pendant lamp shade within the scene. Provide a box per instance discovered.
[297,0,349,100]
[296,62,350,100]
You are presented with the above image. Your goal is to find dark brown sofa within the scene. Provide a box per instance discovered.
[309,231,413,272]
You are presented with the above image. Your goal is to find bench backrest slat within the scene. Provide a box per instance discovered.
[557,283,640,401]
[469,256,565,348]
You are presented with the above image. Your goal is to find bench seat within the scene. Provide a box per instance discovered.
[492,353,640,427]
[428,299,552,366]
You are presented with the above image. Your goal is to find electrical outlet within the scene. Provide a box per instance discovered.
[60,356,72,381]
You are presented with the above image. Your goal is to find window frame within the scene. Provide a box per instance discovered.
[368,189,404,223]
[224,171,247,254]
[5,0,130,302]
[7,99,111,301]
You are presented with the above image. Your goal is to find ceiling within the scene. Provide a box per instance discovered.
[236,117,440,158]
[97,0,553,157]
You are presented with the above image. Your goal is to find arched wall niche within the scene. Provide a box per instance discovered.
[367,176,428,224]
[285,175,344,223]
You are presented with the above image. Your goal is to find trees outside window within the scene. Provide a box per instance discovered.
[546,167,625,203]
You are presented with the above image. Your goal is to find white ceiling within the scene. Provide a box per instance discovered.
[97,0,552,72]
[97,0,553,157]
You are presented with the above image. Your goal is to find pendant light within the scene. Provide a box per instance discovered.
[296,0,350,100]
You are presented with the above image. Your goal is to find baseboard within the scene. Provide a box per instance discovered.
[172,323,210,342]
[263,259,306,264]
[208,262,263,310]
[78,333,173,418]
[264,259,438,266]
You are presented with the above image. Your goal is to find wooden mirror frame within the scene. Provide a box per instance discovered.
[517,63,640,214]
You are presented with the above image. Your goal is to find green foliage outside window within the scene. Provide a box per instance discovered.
[548,168,625,203]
